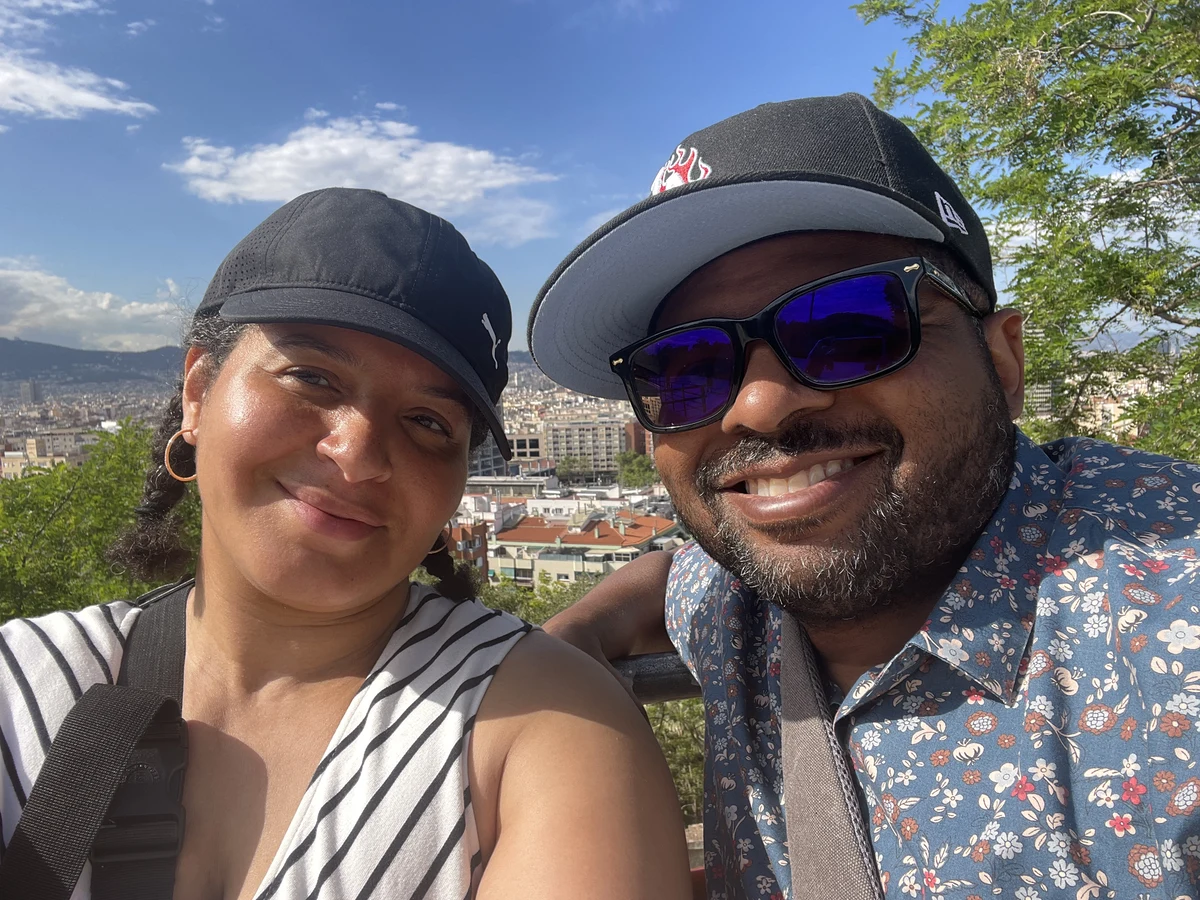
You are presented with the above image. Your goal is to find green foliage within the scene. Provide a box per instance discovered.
[0,423,200,621]
[554,455,591,484]
[857,0,1200,460]
[615,450,658,490]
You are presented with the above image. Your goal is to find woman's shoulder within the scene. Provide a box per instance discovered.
[0,598,141,693]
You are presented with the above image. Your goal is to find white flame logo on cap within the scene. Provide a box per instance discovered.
[650,146,712,195]
[481,313,500,369]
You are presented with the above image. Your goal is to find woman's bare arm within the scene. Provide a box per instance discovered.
[471,630,690,900]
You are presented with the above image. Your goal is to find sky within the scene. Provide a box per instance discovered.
[0,0,916,352]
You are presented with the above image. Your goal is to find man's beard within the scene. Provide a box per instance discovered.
[674,378,1016,625]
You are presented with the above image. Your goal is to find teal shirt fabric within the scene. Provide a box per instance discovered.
[666,432,1200,899]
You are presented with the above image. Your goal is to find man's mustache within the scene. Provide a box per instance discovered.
[695,418,905,498]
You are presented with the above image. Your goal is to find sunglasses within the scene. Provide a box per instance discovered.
[610,257,982,433]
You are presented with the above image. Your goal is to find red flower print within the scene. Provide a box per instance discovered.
[1127,844,1163,888]
[964,687,986,705]
[966,711,997,735]
[1159,712,1191,738]
[1151,521,1174,535]
[1121,563,1146,580]
[1107,813,1134,836]
[1153,770,1176,793]
[1144,559,1169,574]
[963,769,982,785]
[1120,717,1139,740]
[923,869,939,889]
[1079,703,1118,734]
[998,575,1017,590]
[1022,569,1043,587]
[1129,634,1148,653]
[970,840,990,862]
[1070,841,1091,866]
[998,733,1016,749]
[1040,554,1068,575]
[930,749,950,767]
[1026,650,1053,678]
[899,817,919,839]
[1025,711,1047,732]
[879,792,900,823]
[1122,776,1147,805]
[918,700,940,716]
[1011,775,1037,801]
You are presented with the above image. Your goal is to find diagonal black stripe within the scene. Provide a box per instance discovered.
[64,614,113,685]
[0,727,27,808]
[298,687,492,900]
[355,727,473,900]
[98,603,127,651]
[404,813,468,900]
[0,634,50,752]
[258,621,530,900]
[22,620,82,701]
[310,610,506,783]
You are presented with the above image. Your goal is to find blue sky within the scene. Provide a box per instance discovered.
[0,0,915,352]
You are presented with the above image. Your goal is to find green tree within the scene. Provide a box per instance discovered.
[554,455,591,484]
[857,0,1199,460]
[0,423,201,621]
[615,450,658,490]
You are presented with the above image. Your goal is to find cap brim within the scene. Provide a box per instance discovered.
[529,175,949,398]
[218,286,512,459]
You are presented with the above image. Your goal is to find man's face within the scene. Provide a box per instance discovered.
[652,231,1020,624]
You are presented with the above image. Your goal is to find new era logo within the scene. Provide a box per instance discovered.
[935,191,968,235]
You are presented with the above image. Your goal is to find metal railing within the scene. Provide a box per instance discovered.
[612,652,701,704]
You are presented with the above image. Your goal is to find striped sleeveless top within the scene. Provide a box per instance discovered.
[0,583,533,900]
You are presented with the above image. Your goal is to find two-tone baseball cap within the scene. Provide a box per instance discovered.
[197,187,512,458]
[528,92,996,398]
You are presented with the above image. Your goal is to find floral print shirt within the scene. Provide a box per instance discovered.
[666,432,1200,900]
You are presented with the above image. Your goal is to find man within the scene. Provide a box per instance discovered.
[528,94,1200,899]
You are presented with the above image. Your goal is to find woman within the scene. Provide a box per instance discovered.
[0,189,690,900]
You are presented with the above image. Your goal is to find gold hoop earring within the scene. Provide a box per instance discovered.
[163,429,198,483]
[429,529,449,554]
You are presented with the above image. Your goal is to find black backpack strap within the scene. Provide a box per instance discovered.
[0,581,191,900]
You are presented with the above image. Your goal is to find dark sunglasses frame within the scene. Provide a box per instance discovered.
[610,257,983,433]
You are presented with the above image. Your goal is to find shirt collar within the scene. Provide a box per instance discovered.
[844,431,1064,711]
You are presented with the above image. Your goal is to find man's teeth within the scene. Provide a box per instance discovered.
[745,458,856,497]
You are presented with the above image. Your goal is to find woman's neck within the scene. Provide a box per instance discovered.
[184,550,410,701]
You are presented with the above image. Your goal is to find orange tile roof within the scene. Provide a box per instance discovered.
[495,514,676,548]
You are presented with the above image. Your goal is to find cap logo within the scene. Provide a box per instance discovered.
[650,146,712,195]
[481,313,500,368]
[935,191,969,235]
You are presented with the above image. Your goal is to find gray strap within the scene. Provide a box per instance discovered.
[780,613,883,900]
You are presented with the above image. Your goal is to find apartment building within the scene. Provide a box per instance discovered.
[448,522,489,572]
[543,416,629,477]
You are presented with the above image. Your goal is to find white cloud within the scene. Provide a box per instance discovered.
[125,122,139,133]
[125,18,153,36]
[303,106,328,120]
[374,101,399,111]
[165,114,559,245]
[0,1,155,125]
[579,205,624,237]
[0,258,181,350]
[0,50,155,118]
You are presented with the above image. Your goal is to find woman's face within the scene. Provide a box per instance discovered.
[181,323,475,612]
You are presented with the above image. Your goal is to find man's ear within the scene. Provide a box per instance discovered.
[180,346,213,443]
[983,308,1025,420]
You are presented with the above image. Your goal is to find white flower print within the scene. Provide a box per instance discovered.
[1046,831,1070,858]
[901,694,923,713]
[1184,835,1200,860]
[1037,594,1060,617]
[1091,783,1117,808]
[990,762,1020,793]
[1028,695,1054,716]
[994,832,1023,859]
[1048,859,1079,888]
[1157,618,1200,654]
[895,769,917,786]
[1028,758,1057,781]
[860,729,882,751]
[1121,754,1141,777]
[1166,692,1200,717]
[896,715,921,732]
[980,821,1000,841]
[1015,888,1041,900]
[1162,839,1184,873]
[942,788,963,808]
[724,804,738,827]
[1083,613,1110,637]
[1046,638,1073,660]
[1080,591,1105,613]
[938,638,969,664]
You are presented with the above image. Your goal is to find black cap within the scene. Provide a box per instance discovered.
[529,93,996,398]
[198,188,512,458]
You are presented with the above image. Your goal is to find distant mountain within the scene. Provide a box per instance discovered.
[0,338,182,383]
[509,350,534,367]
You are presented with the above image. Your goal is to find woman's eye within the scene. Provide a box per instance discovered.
[285,369,331,387]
